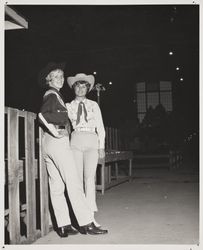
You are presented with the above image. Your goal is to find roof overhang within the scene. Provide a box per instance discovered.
[5,6,28,30]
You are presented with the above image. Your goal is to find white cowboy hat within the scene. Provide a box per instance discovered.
[67,73,95,91]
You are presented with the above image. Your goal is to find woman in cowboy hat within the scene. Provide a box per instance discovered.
[38,63,108,237]
[66,73,105,227]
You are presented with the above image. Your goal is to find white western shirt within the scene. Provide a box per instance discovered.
[66,98,105,149]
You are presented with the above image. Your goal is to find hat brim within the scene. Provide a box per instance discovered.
[67,74,95,91]
[38,62,66,87]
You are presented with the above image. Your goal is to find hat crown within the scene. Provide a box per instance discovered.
[75,73,87,78]
[67,73,95,91]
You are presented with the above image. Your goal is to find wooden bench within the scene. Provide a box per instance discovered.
[133,151,183,170]
[96,150,133,194]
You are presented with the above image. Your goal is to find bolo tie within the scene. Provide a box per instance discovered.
[76,102,88,125]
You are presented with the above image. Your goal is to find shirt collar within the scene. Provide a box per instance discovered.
[75,98,87,104]
[49,87,65,102]
[49,87,60,94]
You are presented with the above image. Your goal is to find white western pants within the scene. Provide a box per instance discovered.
[42,132,93,227]
[70,131,99,212]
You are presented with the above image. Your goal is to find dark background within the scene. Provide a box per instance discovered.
[5,4,199,137]
[4,4,200,244]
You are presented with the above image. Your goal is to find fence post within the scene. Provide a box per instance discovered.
[105,127,109,151]
[39,128,49,236]
[24,112,37,242]
[111,127,113,150]
[118,129,121,150]
[115,162,118,179]
[109,127,112,150]
[115,129,118,150]
[7,108,21,244]
[113,128,116,149]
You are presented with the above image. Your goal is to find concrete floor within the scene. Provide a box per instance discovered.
[34,161,199,245]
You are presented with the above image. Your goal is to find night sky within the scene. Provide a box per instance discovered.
[5,4,199,130]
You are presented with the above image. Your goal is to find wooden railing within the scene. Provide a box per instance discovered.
[4,107,124,244]
[4,107,49,244]
[105,127,122,150]
[97,128,133,194]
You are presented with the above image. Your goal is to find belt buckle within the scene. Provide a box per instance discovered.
[75,127,95,132]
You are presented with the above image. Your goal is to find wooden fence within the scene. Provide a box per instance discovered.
[4,107,124,244]
[105,127,122,150]
[4,107,49,244]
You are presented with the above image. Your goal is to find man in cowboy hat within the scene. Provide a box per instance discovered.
[66,73,105,227]
[38,63,108,237]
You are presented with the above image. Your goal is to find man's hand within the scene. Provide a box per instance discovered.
[98,148,105,159]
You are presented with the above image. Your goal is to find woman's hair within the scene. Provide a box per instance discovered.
[45,69,63,85]
[73,80,91,93]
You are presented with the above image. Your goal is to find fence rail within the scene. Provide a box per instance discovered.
[105,127,122,150]
[4,107,49,244]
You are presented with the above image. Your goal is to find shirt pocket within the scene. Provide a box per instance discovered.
[86,107,94,121]
[69,106,77,121]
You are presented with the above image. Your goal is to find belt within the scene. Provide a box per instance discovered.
[55,125,66,130]
[74,127,96,133]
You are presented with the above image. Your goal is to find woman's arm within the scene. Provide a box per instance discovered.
[94,102,106,159]
[39,93,69,138]
[40,94,69,125]
[38,113,60,137]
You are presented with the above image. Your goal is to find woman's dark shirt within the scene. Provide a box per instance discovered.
[39,87,70,126]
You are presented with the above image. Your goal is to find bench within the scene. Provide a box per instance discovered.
[96,150,133,194]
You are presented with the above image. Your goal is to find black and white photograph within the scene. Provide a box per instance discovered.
[2,0,201,248]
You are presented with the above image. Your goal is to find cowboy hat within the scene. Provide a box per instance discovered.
[38,61,66,87]
[67,73,95,91]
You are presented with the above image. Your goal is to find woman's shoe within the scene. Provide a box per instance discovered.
[64,225,78,235]
[93,219,101,228]
[79,222,108,235]
[57,225,78,237]
[57,226,69,237]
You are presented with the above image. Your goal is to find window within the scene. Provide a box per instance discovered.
[135,81,172,122]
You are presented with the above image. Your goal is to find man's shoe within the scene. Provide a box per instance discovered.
[79,222,108,235]
[57,226,69,238]
[64,225,78,235]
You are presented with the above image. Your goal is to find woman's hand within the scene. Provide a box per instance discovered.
[54,133,64,138]
[56,129,69,138]
[98,148,105,159]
